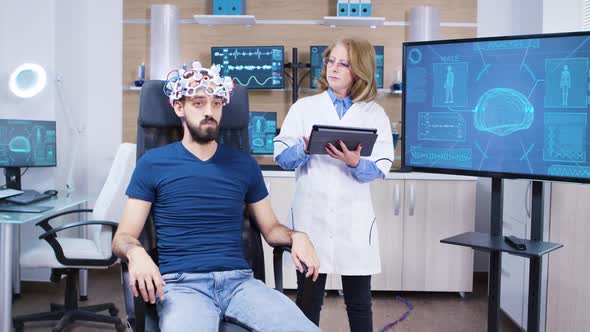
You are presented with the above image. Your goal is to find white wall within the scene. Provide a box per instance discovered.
[55,0,123,200]
[0,1,57,192]
[84,1,123,199]
[478,0,543,38]
[543,0,584,32]
[0,0,122,197]
[0,0,122,281]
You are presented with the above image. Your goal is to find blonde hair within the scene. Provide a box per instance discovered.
[316,38,378,102]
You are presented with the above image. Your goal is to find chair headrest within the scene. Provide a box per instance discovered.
[138,80,249,130]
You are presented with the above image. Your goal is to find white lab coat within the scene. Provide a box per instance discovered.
[274,91,394,275]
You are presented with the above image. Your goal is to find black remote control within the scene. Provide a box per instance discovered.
[504,235,527,250]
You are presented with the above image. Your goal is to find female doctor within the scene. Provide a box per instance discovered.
[273,38,394,331]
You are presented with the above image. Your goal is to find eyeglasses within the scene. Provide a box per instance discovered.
[323,58,351,70]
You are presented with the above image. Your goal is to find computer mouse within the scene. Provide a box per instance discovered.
[44,189,58,196]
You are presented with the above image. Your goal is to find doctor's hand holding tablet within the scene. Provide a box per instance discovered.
[306,124,379,167]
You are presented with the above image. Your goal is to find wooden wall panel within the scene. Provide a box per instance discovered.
[123,0,477,166]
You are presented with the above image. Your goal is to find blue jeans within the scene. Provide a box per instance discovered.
[157,269,320,332]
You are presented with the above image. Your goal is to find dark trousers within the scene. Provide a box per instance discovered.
[296,272,373,332]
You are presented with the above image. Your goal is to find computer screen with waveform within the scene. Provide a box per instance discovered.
[310,45,384,89]
[402,31,590,183]
[211,46,284,89]
[0,119,56,167]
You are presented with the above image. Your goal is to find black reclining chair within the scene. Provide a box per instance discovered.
[123,80,299,332]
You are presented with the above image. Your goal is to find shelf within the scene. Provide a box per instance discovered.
[125,18,476,28]
[323,16,385,28]
[392,90,402,95]
[441,231,563,258]
[125,86,142,91]
[193,14,256,25]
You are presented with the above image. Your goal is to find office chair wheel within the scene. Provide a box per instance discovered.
[109,307,119,317]
[115,322,127,332]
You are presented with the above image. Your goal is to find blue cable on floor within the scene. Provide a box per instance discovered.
[379,296,413,332]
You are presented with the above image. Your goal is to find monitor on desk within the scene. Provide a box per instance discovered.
[0,119,56,190]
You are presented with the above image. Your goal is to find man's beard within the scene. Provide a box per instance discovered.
[187,117,219,143]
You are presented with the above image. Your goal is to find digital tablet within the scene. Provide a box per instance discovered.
[308,124,378,156]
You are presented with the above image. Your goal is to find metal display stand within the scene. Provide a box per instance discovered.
[441,178,563,332]
[284,47,310,104]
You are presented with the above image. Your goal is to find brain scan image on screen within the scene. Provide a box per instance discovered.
[0,120,56,167]
[404,33,590,180]
[474,88,534,136]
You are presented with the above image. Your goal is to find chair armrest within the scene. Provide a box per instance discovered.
[37,220,118,267]
[273,246,290,292]
[35,208,94,232]
[272,246,309,293]
[38,220,117,240]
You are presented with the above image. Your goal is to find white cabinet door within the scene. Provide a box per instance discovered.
[261,176,298,289]
[501,180,529,328]
[368,178,404,291]
[547,183,590,332]
[500,236,527,328]
[502,180,531,229]
[402,180,475,292]
[501,180,551,332]
[330,178,404,291]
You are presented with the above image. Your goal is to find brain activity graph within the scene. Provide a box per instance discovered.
[211,46,284,89]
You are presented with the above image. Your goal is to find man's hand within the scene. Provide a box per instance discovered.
[325,140,362,167]
[290,232,320,281]
[127,246,165,304]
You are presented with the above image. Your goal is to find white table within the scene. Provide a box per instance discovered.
[0,193,88,332]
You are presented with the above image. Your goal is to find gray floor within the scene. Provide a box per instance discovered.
[11,267,521,331]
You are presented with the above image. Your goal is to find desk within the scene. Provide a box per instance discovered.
[0,193,88,332]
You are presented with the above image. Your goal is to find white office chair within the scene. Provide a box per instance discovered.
[13,143,136,332]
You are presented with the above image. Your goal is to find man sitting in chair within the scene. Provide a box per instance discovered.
[112,62,321,331]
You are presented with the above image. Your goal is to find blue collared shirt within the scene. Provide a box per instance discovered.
[275,89,385,182]
[326,88,353,119]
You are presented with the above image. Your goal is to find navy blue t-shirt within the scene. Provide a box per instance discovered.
[126,142,268,274]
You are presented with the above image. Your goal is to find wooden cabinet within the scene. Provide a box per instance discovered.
[261,171,475,293]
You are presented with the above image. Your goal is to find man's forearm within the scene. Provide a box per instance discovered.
[112,233,145,260]
[264,223,300,247]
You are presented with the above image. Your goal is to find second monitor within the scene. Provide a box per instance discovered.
[310,45,384,89]
[211,46,284,89]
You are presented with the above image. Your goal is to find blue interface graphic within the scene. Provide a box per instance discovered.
[403,33,590,180]
[0,119,56,167]
[248,112,277,154]
[211,46,284,89]
[310,45,384,89]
